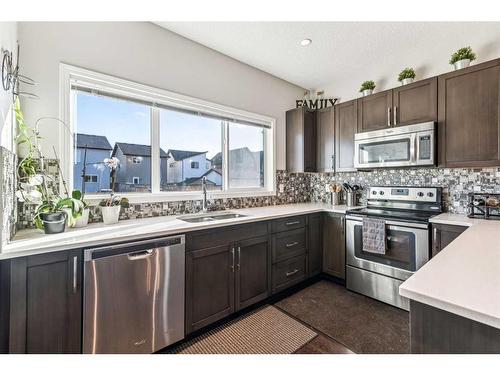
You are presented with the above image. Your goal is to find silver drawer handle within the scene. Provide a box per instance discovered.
[285,220,300,226]
[127,249,154,260]
[286,269,299,277]
[285,241,299,248]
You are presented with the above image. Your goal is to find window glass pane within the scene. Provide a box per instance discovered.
[159,109,223,192]
[73,91,151,194]
[228,123,265,188]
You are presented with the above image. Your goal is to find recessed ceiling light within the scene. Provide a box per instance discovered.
[300,38,312,46]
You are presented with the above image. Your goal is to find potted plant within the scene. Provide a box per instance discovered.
[359,80,376,96]
[98,157,129,225]
[71,189,90,227]
[450,46,477,70]
[398,68,416,85]
[14,99,85,234]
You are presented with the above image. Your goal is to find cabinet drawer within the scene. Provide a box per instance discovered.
[272,216,306,233]
[272,228,306,262]
[186,221,269,251]
[272,255,306,293]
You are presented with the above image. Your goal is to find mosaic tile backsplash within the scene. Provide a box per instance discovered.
[0,146,17,249]
[13,160,500,231]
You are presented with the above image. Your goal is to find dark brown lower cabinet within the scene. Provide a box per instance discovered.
[7,249,82,354]
[322,213,346,279]
[431,223,467,257]
[307,214,323,276]
[185,235,271,334]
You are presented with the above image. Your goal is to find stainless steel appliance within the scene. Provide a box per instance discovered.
[354,122,436,169]
[346,186,442,310]
[83,235,185,354]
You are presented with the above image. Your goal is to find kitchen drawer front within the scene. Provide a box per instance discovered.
[272,215,306,233]
[186,221,269,251]
[272,228,306,262]
[272,255,306,293]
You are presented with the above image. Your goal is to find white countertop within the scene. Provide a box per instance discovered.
[400,212,500,329]
[2,203,359,260]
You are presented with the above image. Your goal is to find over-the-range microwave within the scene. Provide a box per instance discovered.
[354,122,436,169]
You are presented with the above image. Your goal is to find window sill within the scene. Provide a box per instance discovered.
[83,189,277,205]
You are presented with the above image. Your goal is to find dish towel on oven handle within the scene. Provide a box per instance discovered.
[362,217,387,254]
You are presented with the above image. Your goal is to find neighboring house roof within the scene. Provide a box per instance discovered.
[167,149,207,161]
[183,169,222,185]
[211,152,222,167]
[77,133,112,150]
[113,142,168,157]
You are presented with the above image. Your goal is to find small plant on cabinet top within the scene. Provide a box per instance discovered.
[359,80,376,93]
[398,68,416,82]
[449,46,477,65]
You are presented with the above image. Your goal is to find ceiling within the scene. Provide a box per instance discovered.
[154,22,500,100]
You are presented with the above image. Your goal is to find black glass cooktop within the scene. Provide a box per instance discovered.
[346,207,438,223]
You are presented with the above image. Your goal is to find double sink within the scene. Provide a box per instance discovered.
[177,211,248,223]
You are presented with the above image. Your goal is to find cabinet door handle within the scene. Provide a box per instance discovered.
[331,154,335,171]
[393,106,397,125]
[236,246,241,271]
[433,227,438,253]
[387,107,391,127]
[285,220,300,226]
[286,269,299,277]
[285,241,299,248]
[230,247,235,272]
[72,256,78,294]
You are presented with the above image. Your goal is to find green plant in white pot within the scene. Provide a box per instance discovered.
[450,46,476,70]
[99,157,129,224]
[359,80,375,96]
[398,68,416,85]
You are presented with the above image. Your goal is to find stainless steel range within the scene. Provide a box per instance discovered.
[345,186,442,310]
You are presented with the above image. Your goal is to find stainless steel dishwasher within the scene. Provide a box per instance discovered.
[83,235,185,354]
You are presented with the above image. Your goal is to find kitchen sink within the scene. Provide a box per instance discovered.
[177,212,247,223]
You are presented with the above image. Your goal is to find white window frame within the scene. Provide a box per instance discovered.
[59,64,276,203]
[132,157,142,164]
[132,177,140,185]
[84,174,98,183]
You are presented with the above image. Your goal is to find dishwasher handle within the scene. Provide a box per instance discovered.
[127,249,154,260]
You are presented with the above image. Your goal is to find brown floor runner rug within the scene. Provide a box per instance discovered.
[167,305,317,354]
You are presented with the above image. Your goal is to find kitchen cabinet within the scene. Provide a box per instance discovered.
[7,249,82,354]
[335,99,358,171]
[431,223,467,257]
[316,106,335,172]
[286,107,317,172]
[438,59,500,167]
[307,213,323,277]
[322,213,346,279]
[357,90,393,132]
[392,77,438,126]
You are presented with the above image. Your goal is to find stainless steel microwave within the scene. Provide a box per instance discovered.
[354,122,436,169]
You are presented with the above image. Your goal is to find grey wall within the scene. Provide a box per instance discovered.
[17,22,304,170]
[0,22,17,151]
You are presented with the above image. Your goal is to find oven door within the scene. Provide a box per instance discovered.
[346,216,429,281]
[354,133,416,169]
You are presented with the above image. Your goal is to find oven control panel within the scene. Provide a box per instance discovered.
[369,186,439,203]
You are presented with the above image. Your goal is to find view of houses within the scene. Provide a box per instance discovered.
[74,133,263,193]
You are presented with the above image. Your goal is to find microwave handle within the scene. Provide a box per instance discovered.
[411,134,417,164]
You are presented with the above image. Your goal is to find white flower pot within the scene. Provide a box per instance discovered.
[74,208,90,228]
[362,89,373,97]
[101,206,121,225]
[401,78,414,85]
[454,59,471,70]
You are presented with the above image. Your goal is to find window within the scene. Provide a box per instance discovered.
[63,65,275,200]
[84,175,98,183]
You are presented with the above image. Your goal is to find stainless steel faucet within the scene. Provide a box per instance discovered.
[202,176,208,213]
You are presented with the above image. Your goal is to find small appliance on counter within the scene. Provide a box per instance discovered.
[468,192,500,219]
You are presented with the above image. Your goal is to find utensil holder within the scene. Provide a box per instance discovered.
[331,192,341,206]
[346,191,357,207]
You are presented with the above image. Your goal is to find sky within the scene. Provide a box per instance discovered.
[76,92,264,159]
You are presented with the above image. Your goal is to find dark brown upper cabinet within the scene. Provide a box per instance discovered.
[286,107,317,172]
[316,107,335,172]
[393,77,438,126]
[438,59,500,167]
[357,90,393,132]
[335,99,358,171]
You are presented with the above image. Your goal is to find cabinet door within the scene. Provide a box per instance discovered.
[357,90,392,132]
[393,77,437,126]
[235,236,270,311]
[316,107,335,172]
[286,107,317,172]
[322,213,346,279]
[438,59,500,167]
[335,99,358,171]
[186,244,235,334]
[307,213,323,277]
[431,224,467,257]
[9,249,82,354]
